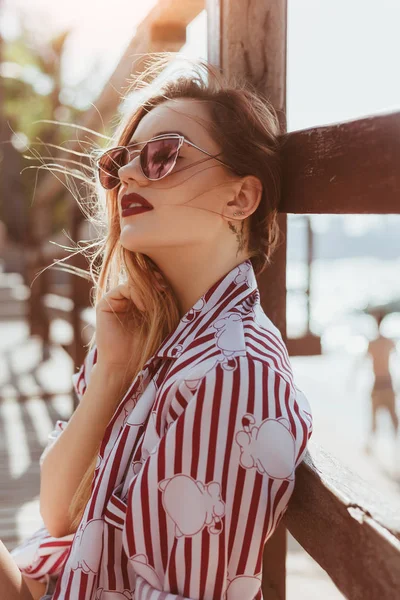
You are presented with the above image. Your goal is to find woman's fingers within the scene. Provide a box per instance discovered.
[98,283,145,314]
[123,283,146,312]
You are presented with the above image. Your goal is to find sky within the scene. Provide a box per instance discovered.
[1,0,400,237]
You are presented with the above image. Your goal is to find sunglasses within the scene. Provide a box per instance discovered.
[96,133,235,190]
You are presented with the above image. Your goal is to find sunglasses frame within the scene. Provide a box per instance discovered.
[96,133,236,190]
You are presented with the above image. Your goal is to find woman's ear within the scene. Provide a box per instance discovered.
[227,175,263,219]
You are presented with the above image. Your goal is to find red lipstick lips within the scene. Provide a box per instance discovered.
[121,193,153,217]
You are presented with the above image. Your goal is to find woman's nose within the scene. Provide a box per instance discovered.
[118,154,147,186]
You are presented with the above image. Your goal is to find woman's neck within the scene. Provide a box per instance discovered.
[150,248,250,319]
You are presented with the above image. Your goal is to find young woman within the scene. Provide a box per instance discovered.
[3,57,313,600]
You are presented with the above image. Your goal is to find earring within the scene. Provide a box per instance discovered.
[233,211,245,217]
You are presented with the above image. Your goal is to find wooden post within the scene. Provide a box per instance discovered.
[207,1,288,598]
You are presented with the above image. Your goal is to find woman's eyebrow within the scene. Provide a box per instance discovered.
[129,130,195,145]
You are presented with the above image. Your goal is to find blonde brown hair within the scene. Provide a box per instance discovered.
[40,54,283,532]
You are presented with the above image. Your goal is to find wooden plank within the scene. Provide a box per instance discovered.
[151,22,187,44]
[280,110,400,215]
[285,333,321,356]
[148,0,204,23]
[285,442,400,599]
[207,1,288,598]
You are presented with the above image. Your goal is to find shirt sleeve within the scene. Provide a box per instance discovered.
[121,357,313,600]
[10,526,75,583]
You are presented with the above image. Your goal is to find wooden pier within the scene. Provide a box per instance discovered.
[0,271,74,551]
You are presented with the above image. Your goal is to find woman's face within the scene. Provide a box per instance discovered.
[117,98,240,255]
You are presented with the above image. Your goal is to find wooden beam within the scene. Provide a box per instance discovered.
[151,22,187,44]
[285,442,400,599]
[207,1,288,599]
[280,110,400,215]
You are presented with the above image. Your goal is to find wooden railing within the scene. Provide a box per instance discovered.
[25,0,400,598]
[286,443,400,599]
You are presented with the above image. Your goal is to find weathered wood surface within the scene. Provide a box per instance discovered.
[285,333,321,357]
[285,441,400,600]
[281,110,400,215]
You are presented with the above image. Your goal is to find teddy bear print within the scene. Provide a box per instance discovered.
[182,296,206,324]
[170,343,184,358]
[121,393,142,427]
[235,414,296,481]
[130,554,163,590]
[234,260,251,287]
[213,313,245,356]
[158,474,225,538]
[224,573,262,600]
[213,313,247,371]
[95,589,132,599]
[70,518,104,574]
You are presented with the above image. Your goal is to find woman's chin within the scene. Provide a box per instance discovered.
[119,235,160,254]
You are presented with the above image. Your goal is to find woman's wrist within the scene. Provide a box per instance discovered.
[91,362,133,393]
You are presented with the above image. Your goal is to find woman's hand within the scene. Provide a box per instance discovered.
[94,282,146,371]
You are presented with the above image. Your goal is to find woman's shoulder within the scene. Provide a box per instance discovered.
[169,304,293,391]
[172,352,293,400]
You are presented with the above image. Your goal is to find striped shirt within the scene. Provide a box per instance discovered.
[13,258,313,599]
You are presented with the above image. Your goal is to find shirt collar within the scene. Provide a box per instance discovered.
[155,258,259,359]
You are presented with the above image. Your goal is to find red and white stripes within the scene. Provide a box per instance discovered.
[13,258,312,599]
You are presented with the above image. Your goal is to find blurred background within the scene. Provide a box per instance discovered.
[0,1,399,598]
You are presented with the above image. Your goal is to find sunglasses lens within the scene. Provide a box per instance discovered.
[97,137,181,188]
[141,137,180,179]
[97,147,128,189]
